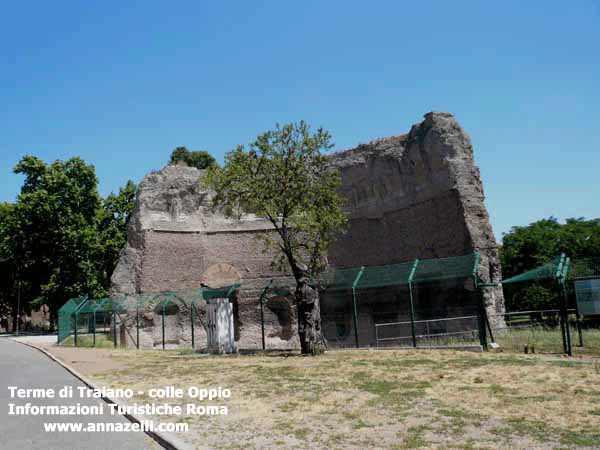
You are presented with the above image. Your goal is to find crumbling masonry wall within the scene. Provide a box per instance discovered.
[328,113,504,328]
[111,112,505,349]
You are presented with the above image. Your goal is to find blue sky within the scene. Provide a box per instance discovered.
[1,0,598,241]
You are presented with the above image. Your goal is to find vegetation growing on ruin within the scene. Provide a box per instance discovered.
[169,146,217,169]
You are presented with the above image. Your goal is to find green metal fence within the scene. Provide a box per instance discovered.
[487,308,585,354]
[57,285,239,349]
[57,253,599,355]
[500,253,573,354]
[318,252,488,349]
[57,297,87,344]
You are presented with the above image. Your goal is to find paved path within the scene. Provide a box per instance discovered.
[0,338,160,450]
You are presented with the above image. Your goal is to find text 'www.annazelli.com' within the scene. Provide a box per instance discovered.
[43,421,188,433]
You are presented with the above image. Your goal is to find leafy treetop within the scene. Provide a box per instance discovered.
[499,216,600,311]
[0,155,136,325]
[207,120,347,354]
[207,121,347,278]
[169,147,217,170]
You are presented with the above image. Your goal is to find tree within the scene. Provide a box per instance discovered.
[169,146,217,169]
[6,156,105,323]
[500,217,600,311]
[0,155,137,329]
[97,180,137,286]
[0,202,18,330]
[207,121,348,354]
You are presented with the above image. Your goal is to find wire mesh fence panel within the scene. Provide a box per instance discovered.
[358,261,414,288]
[242,281,296,351]
[320,253,482,349]
[322,285,415,348]
[112,290,209,350]
[56,253,511,352]
[320,289,359,348]
[321,279,481,348]
[502,255,567,285]
[569,256,600,279]
[57,297,87,344]
[499,253,576,354]
[72,312,92,347]
[413,315,480,347]
[412,254,478,283]
[488,310,583,354]
[375,320,415,347]
[258,300,296,351]
[55,252,600,354]
[375,315,479,348]
[56,287,236,350]
[72,298,115,347]
[320,286,403,348]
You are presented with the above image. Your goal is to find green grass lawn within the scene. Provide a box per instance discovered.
[60,333,116,348]
[493,327,600,356]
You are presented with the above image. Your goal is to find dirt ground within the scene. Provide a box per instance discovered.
[33,342,131,375]
[16,337,600,450]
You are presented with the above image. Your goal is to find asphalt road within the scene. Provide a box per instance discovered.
[0,338,161,450]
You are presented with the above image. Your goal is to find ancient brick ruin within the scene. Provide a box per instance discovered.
[111,112,505,349]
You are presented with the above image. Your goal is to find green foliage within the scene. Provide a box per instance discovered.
[207,121,347,354]
[207,121,347,278]
[9,156,105,320]
[500,217,600,311]
[169,146,217,170]
[500,217,600,278]
[504,283,556,312]
[97,180,137,281]
[0,202,17,321]
[0,156,136,326]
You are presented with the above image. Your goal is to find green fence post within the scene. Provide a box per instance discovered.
[69,297,89,347]
[191,301,195,350]
[476,285,488,350]
[567,278,583,347]
[559,307,567,354]
[260,293,265,351]
[352,267,365,348]
[555,254,572,356]
[565,257,572,355]
[113,307,117,348]
[259,281,273,351]
[560,279,573,356]
[563,282,572,356]
[555,254,569,355]
[576,314,584,347]
[408,259,419,348]
[93,311,96,347]
[562,256,572,356]
[74,312,78,347]
[136,304,140,349]
[162,302,166,350]
[471,252,487,350]
[160,292,177,350]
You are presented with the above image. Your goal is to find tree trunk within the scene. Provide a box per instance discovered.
[295,270,323,354]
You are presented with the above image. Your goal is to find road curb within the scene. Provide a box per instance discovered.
[14,339,194,450]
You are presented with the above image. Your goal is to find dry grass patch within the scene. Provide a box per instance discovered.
[60,347,600,449]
